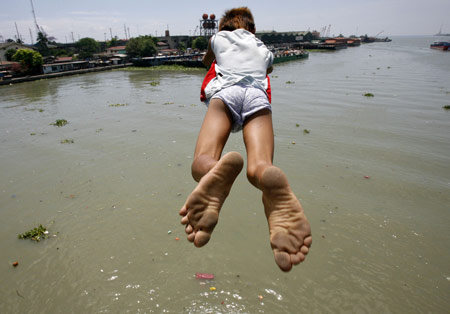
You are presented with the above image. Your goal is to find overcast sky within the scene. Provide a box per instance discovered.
[1,0,450,44]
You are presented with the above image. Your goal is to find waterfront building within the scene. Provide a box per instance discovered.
[0,42,37,61]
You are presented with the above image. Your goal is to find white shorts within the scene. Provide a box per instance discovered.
[211,84,271,133]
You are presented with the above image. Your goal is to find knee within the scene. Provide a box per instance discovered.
[246,161,271,187]
[191,154,217,182]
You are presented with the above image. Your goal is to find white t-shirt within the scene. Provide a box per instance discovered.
[204,29,273,99]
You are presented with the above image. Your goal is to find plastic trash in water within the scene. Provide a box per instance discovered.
[196,272,214,280]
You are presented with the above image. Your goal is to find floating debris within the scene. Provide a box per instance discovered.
[442,105,450,110]
[196,272,214,280]
[303,129,310,134]
[295,123,300,127]
[109,103,128,107]
[18,224,49,242]
[12,261,19,267]
[163,102,174,105]
[51,119,68,127]
[285,81,295,84]
[209,287,216,291]
[60,139,74,144]
[149,81,160,86]
[30,132,36,136]
[364,93,374,97]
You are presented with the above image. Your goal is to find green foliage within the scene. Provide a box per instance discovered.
[36,31,49,56]
[11,49,43,75]
[77,37,100,59]
[177,42,187,52]
[364,93,374,97]
[51,119,68,127]
[5,48,17,61]
[192,37,208,50]
[18,224,48,242]
[126,36,157,58]
[107,36,119,48]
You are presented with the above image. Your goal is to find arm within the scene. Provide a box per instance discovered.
[202,38,215,68]
[266,66,273,75]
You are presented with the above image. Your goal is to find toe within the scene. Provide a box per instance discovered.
[273,250,293,272]
[187,231,196,242]
[179,204,188,216]
[181,215,189,225]
[185,224,193,234]
[304,235,312,247]
[300,245,309,255]
[194,230,211,247]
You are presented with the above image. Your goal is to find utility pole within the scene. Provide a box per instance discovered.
[110,28,113,40]
[124,24,127,40]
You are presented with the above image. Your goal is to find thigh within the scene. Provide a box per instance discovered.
[242,109,274,166]
[194,98,233,160]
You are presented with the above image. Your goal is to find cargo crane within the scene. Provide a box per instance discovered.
[30,0,45,36]
[375,30,384,38]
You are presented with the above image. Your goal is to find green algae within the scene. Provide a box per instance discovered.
[18,224,48,242]
[51,119,68,127]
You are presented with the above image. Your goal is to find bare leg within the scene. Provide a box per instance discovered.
[243,110,312,272]
[180,99,244,246]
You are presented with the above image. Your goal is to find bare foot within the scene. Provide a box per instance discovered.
[260,166,312,272]
[180,152,244,247]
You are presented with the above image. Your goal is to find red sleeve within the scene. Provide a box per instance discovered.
[266,75,272,104]
[200,61,217,102]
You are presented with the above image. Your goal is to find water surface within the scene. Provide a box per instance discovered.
[1,36,449,313]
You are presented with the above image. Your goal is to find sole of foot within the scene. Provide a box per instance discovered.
[180,151,244,247]
[261,166,312,272]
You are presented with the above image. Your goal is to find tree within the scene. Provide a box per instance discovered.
[192,36,208,50]
[77,37,99,59]
[177,42,186,52]
[5,49,17,61]
[126,36,157,58]
[107,36,119,48]
[11,49,43,75]
[36,31,49,56]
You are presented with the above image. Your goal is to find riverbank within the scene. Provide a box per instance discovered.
[0,63,131,86]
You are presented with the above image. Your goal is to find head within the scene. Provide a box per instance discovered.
[218,7,256,34]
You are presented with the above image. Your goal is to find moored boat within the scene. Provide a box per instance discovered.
[430,41,450,51]
[272,49,309,64]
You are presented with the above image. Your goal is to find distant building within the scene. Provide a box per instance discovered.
[106,45,127,56]
[157,30,190,51]
[0,42,37,61]
[42,60,89,74]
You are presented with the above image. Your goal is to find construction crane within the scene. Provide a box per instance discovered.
[375,30,384,38]
[326,24,331,37]
[30,0,46,36]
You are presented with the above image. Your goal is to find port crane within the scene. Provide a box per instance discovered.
[30,0,45,36]
[375,30,384,38]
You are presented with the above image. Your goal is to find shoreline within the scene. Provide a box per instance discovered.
[0,63,132,86]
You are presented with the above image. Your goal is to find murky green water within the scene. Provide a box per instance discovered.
[1,36,449,313]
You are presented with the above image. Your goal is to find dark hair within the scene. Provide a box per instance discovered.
[218,7,256,33]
